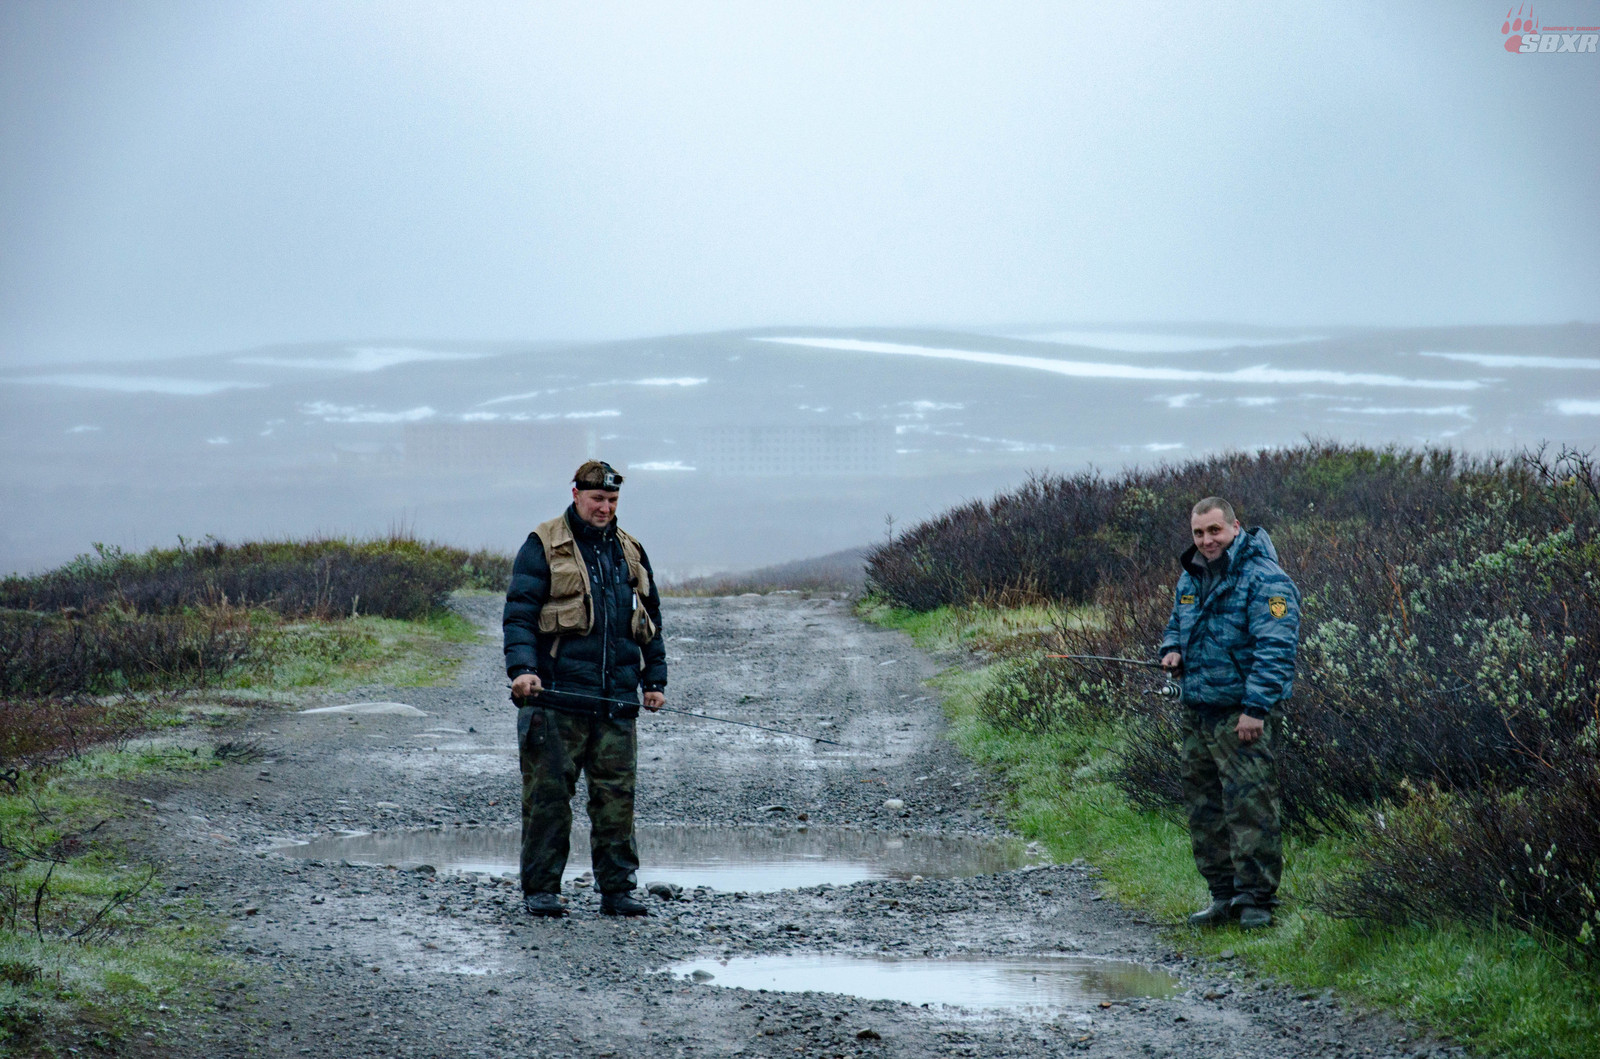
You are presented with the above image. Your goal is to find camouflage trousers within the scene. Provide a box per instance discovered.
[1179,709,1282,907]
[517,705,639,896]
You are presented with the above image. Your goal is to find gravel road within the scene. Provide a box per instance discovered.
[123,594,1452,1058]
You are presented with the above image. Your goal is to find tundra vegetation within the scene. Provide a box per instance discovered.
[864,442,1600,1058]
[0,536,509,1051]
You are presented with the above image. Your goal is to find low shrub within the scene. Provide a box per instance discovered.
[873,442,1600,953]
[0,696,158,771]
[0,534,507,776]
[0,536,512,622]
[0,608,255,698]
[865,472,1124,610]
[866,443,1550,611]
[975,657,1113,733]
[1314,760,1600,964]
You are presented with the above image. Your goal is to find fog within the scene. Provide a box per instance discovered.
[2,3,1598,574]
[5,1,1599,362]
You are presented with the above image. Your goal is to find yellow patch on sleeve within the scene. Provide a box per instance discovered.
[1180,594,1196,605]
[1268,596,1288,619]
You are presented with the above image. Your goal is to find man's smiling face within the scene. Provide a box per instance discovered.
[1191,507,1240,562]
[573,487,619,528]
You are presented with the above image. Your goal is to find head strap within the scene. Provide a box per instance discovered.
[573,459,623,491]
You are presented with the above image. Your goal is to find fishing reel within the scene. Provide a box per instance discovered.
[1147,680,1184,703]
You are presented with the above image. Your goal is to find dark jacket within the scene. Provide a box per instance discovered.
[503,506,668,714]
[1158,526,1300,717]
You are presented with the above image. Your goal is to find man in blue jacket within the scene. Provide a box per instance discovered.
[505,460,668,918]
[1159,497,1300,929]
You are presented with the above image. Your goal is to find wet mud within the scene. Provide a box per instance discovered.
[130,594,1451,1058]
[277,823,1039,889]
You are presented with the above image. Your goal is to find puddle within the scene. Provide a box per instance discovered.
[276,824,1038,889]
[299,701,426,716]
[670,954,1180,1010]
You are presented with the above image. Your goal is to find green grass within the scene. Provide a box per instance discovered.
[0,749,234,1052]
[865,598,1600,1059]
[855,597,1094,653]
[228,607,483,692]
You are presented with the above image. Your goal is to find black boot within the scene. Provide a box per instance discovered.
[600,891,650,917]
[1187,898,1235,929]
[524,892,567,917]
[1236,904,1274,929]
[1230,894,1276,929]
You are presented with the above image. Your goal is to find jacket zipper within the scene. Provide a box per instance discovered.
[598,549,609,697]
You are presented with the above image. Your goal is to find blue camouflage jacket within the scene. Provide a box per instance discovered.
[1158,526,1301,717]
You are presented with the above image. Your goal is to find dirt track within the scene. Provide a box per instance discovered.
[125,594,1451,1058]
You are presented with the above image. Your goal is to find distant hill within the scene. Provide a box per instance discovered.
[666,546,869,597]
[3,322,1597,575]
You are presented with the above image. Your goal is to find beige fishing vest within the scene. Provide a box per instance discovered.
[531,514,658,647]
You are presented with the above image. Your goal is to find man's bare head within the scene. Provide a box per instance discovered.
[1190,497,1240,562]
[1191,496,1235,523]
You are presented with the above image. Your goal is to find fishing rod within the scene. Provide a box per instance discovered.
[508,687,845,746]
[1045,654,1184,701]
[1045,653,1169,670]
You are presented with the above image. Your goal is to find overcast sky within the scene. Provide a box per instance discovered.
[2,1,1597,366]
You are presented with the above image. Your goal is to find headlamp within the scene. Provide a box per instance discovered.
[574,459,624,491]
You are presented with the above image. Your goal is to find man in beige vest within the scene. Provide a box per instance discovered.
[504,460,667,917]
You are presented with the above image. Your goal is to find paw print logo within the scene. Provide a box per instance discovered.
[1502,5,1539,52]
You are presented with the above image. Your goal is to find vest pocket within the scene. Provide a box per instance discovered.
[630,605,658,646]
[538,594,591,634]
[548,554,588,599]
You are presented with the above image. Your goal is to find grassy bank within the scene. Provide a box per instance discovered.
[0,737,235,1052]
[864,599,1600,1058]
[229,607,483,692]
[1,536,505,1053]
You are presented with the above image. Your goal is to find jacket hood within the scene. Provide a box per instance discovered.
[1243,525,1279,563]
[1180,525,1277,577]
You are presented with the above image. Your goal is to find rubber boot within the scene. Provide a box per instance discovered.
[1187,898,1235,929]
[524,892,567,917]
[600,891,651,917]
[1237,905,1274,929]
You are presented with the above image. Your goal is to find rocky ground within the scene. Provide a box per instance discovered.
[108,594,1456,1058]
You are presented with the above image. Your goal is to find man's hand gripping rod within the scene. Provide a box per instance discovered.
[509,687,845,746]
[1045,654,1183,702]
